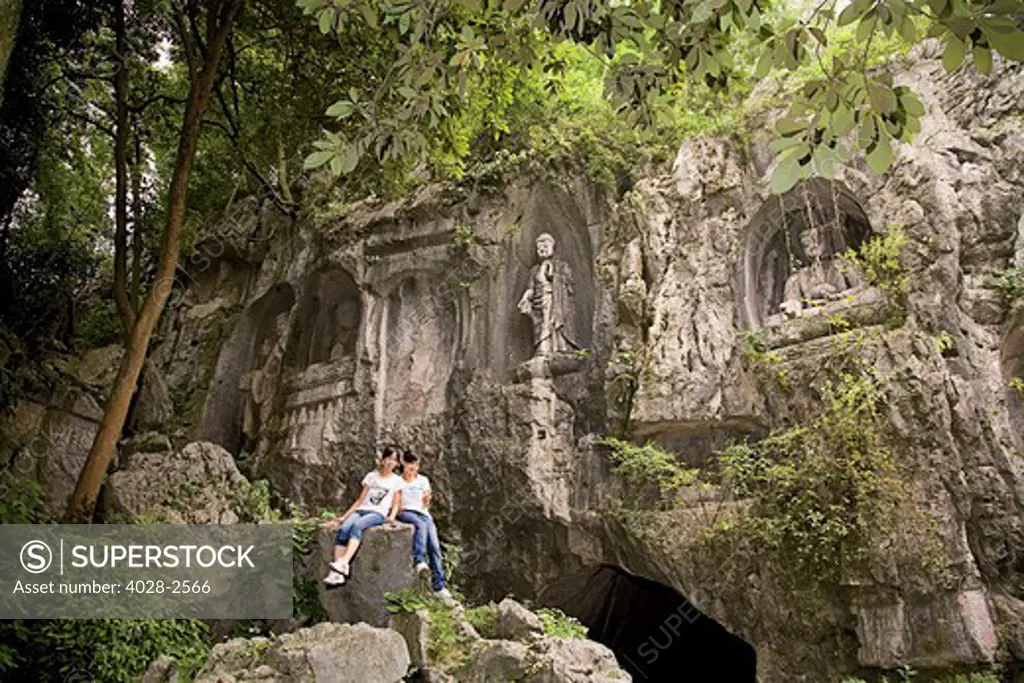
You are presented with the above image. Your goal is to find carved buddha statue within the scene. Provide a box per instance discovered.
[778,226,863,318]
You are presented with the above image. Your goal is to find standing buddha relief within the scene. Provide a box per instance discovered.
[518,233,579,358]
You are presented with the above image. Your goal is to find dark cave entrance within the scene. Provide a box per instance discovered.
[554,564,756,682]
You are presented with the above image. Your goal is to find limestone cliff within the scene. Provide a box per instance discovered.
[7,44,1022,682]
[143,46,1024,681]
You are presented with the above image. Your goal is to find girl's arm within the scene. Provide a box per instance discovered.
[386,491,402,525]
[423,491,432,509]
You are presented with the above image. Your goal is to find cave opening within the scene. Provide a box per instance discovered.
[555,564,756,682]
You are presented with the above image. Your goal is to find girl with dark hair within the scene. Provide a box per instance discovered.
[397,450,451,599]
[323,446,403,586]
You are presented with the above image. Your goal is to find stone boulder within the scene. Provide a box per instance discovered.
[107,441,245,523]
[484,598,543,642]
[460,636,629,683]
[192,622,410,683]
[312,521,418,626]
[389,608,430,667]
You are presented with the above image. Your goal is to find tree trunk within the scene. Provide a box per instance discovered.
[64,0,243,522]
[112,0,134,338]
[130,134,143,314]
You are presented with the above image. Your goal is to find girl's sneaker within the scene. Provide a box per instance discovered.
[323,570,346,586]
[330,559,350,576]
[414,562,430,576]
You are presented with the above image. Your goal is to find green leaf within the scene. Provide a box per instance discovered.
[318,8,335,34]
[898,17,917,42]
[866,137,894,174]
[776,117,805,135]
[771,159,801,194]
[359,4,378,28]
[837,3,860,26]
[340,144,360,174]
[326,101,355,119]
[303,150,334,170]
[755,47,773,78]
[983,23,1024,61]
[504,0,527,11]
[833,106,856,135]
[769,136,803,153]
[942,36,966,72]
[974,45,993,74]
[814,146,840,179]
[899,92,925,117]
[856,12,877,42]
[857,116,877,149]
[867,83,897,114]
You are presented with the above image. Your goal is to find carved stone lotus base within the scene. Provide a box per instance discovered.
[512,353,586,383]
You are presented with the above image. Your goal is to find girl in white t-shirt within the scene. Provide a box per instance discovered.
[323,446,403,586]
[396,450,450,598]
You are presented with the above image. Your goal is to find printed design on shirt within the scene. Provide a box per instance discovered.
[368,486,388,506]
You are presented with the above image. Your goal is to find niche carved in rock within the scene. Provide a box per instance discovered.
[201,283,295,455]
[281,269,362,463]
[375,272,464,431]
[739,180,879,347]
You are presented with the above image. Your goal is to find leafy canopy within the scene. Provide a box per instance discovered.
[298,0,1024,192]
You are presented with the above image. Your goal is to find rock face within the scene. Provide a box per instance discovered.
[313,522,419,626]
[110,45,1024,682]
[0,345,117,512]
[107,441,246,523]
[193,622,411,683]
[460,637,629,683]
[389,609,431,667]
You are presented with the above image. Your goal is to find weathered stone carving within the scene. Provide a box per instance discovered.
[518,233,578,358]
[778,226,865,318]
[238,311,288,448]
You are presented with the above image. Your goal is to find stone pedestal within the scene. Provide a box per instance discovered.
[314,522,418,626]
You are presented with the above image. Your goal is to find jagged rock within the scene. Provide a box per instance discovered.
[141,654,181,683]
[491,598,543,642]
[107,441,245,523]
[134,361,174,432]
[193,622,410,683]
[461,640,528,682]
[459,636,629,683]
[312,522,418,626]
[390,608,430,667]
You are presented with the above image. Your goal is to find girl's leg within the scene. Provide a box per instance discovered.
[333,515,358,561]
[425,516,446,591]
[339,512,385,563]
[397,510,428,566]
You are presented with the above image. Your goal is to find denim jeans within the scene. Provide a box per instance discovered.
[335,510,385,545]
[397,510,446,591]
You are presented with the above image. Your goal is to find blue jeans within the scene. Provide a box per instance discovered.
[335,510,385,545]
[397,510,446,591]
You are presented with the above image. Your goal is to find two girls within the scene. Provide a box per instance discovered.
[323,446,449,599]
